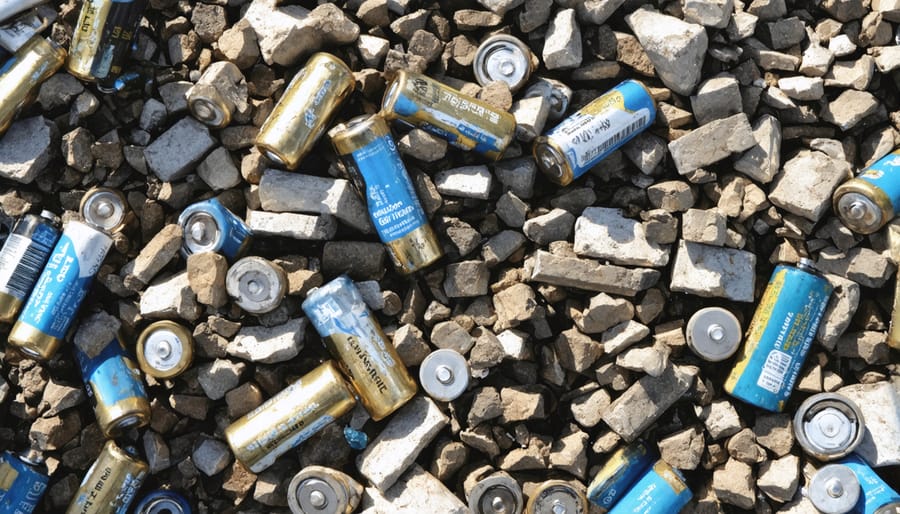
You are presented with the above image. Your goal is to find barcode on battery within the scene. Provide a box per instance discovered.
[580,114,649,165]
[757,350,792,394]
[0,235,52,300]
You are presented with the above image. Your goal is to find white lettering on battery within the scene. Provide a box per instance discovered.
[757,349,792,394]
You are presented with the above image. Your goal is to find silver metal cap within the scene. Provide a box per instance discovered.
[292,477,343,514]
[531,484,585,514]
[82,189,127,232]
[836,192,882,234]
[226,256,287,314]
[181,211,222,255]
[142,328,186,373]
[686,307,742,362]
[137,497,188,514]
[794,393,865,461]
[468,475,523,514]
[474,35,533,93]
[419,349,471,402]
[809,464,860,514]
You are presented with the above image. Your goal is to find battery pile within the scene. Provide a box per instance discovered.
[0,0,900,513]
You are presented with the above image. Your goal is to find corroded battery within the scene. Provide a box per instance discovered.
[65,441,148,514]
[381,70,517,160]
[0,448,50,514]
[794,393,865,461]
[135,320,194,380]
[524,77,573,121]
[833,149,900,234]
[186,61,248,128]
[67,0,146,85]
[224,360,357,473]
[809,464,861,514]
[256,52,355,170]
[225,256,287,314]
[133,489,191,514]
[287,465,363,514]
[467,472,524,514]
[526,480,587,514]
[0,211,60,324]
[302,275,417,421]
[329,113,442,274]
[178,198,252,261]
[80,187,134,234]
[0,34,65,135]
[473,34,535,93]
[418,348,470,402]
[685,307,742,362]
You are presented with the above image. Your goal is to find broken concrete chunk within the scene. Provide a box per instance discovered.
[670,241,757,302]
[574,207,670,267]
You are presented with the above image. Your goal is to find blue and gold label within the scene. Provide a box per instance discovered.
[588,442,656,511]
[841,455,900,514]
[76,338,147,408]
[607,460,692,514]
[0,451,48,514]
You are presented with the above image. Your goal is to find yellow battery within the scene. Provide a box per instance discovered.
[66,0,112,81]
[66,440,148,514]
[255,52,355,170]
[0,36,66,135]
[224,360,357,473]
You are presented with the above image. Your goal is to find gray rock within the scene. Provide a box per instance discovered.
[733,114,782,184]
[821,89,880,130]
[768,151,853,221]
[144,118,216,182]
[530,250,660,296]
[713,459,755,509]
[121,224,184,290]
[434,166,492,200]
[523,208,575,245]
[246,210,337,240]
[836,382,900,466]
[0,117,56,184]
[670,242,757,302]
[226,318,306,363]
[398,129,447,162]
[668,113,756,175]
[493,158,536,199]
[197,359,246,400]
[192,437,232,476]
[777,76,825,101]
[543,9,582,70]
[574,207,670,267]
[360,465,466,513]
[697,399,743,440]
[258,169,372,233]
[757,454,799,502]
[658,426,705,470]
[476,0,524,14]
[682,208,727,246]
[444,261,489,298]
[691,76,743,125]
[816,274,860,350]
[602,364,697,442]
[601,320,651,355]
[511,96,550,141]
[625,8,708,95]
[197,147,242,191]
[576,293,634,334]
[683,0,734,27]
[140,272,202,322]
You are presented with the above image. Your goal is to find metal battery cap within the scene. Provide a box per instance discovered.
[527,482,586,514]
[836,191,882,234]
[468,475,524,514]
[419,348,471,402]
[226,256,287,314]
[474,35,533,92]
[686,307,742,362]
[81,188,128,232]
[533,139,572,186]
[794,393,865,460]
[182,211,221,254]
[809,464,860,514]
[138,321,193,379]
[288,468,352,514]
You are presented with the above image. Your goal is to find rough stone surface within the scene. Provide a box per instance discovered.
[625,8,708,95]
[670,242,757,302]
[0,117,57,184]
[668,113,757,175]
[574,207,670,267]
[530,251,660,296]
[258,169,372,233]
[768,150,851,221]
[226,318,306,363]
[144,118,216,182]
[602,364,697,442]
[837,382,900,466]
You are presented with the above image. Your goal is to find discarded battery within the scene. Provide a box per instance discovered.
[133,489,191,514]
[135,320,194,380]
[419,348,470,402]
[0,34,65,135]
[534,79,656,186]
[724,258,833,412]
[587,440,656,512]
[0,211,60,324]
[67,0,146,84]
[809,464,861,514]
[794,392,865,461]
[0,448,49,514]
[607,460,692,514]
[840,454,900,514]
[685,307,742,362]
[287,465,363,514]
[467,472,524,514]
[186,61,246,128]
[225,256,287,314]
[526,480,587,514]
[833,149,900,234]
[80,187,133,234]
[65,440,148,514]
[473,34,534,93]
[178,198,252,261]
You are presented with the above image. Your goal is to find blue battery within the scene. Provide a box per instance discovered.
[607,460,692,514]
[588,441,657,512]
[0,450,49,514]
[133,489,192,514]
[724,259,833,412]
[178,198,252,261]
[841,454,900,514]
[834,149,900,234]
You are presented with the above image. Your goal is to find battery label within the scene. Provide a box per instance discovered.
[588,443,655,510]
[0,451,48,514]
[757,349,792,393]
[76,339,147,407]
[857,149,900,212]
[607,461,692,514]
[0,225,56,300]
[841,455,900,514]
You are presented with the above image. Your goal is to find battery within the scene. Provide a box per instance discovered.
[135,320,194,379]
[685,307,742,362]
[80,187,134,234]
[66,0,146,84]
[0,34,65,135]
[418,348,470,402]
[724,258,833,412]
[329,114,442,274]
[177,198,252,261]
[533,80,656,186]
[256,52,355,170]
[0,0,46,24]
[302,275,417,421]
[133,490,191,514]
[840,454,900,514]
[473,34,534,93]
[0,9,47,53]
[224,360,357,473]
[526,480,587,514]
[809,464,861,514]
[794,393,865,461]
[381,70,517,160]
[0,449,50,514]
[467,472,524,514]
[225,256,287,314]
[65,441,148,514]
[0,211,60,324]
[524,77,573,121]
[287,465,363,514]
[607,460,692,514]
[186,61,247,128]
[833,149,900,234]
[587,440,657,512]
[8,220,113,361]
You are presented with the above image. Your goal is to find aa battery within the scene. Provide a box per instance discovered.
[526,480,587,514]
[0,211,60,324]
[256,52,355,170]
[607,460,692,514]
[473,34,535,93]
[524,77,573,121]
[794,393,865,461]
[839,454,900,514]
[724,258,833,412]
[80,187,134,234]
[302,275,417,421]
[381,70,516,160]
[65,440,148,514]
[133,490,191,514]
[67,0,146,83]
[418,348,470,402]
[533,79,656,186]
[0,0,46,24]
[685,307,742,362]
[833,149,900,234]
[225,256,287,314]
[287,465,363,514]
[329,114,442,274]
[224,360,357,473]
[809,464,861,514]
[8,220,113,361]
[0,449,49,514]
[186,61,247,128]
[467,472,524,514]
[135,320,194,379]
[0,34,65,135]
[587,440,656,512]
[177,198,252,261]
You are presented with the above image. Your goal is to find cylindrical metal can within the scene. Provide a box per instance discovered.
[524,77,573,121]
[186,61,246,128]
[329,114,442,274]
[473,34,534,93]
[132,489,191,514]
[135,320,194,380]
[467,472,524,514]
[0,35,65,135]
[794,393,865,461]
[224,360,357,473]
[66,0,146,84]
[8,220,113,361]
[685,307,742,362]
[587,440,656,512]
[840,454,900,514]
[287,465,363,514]
[809,464,861,514]
[302,275,417,421]
[381,70,516,160]
[0,449,49,514]
[833,149,900,234]
[418,348,470,402]
[533,79,656,186]
[80,187,134,234]
[256,52,355,170]
[65,441,148,514]
[724,259,833,412]
[0,211,60,324]
[607,460,692,514]
[526,480,588,514]
[0,0,46,24]
[225,256,287,314]
[177,198,252,261]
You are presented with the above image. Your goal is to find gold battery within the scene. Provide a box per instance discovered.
[224,360,357,473]
[255,52,355,170]
[65,440,148,514]
[79,187,135,234]
[66,0,112,81]
[380,70,516,160]
[135,320,194,379]
[186,61,248,128]
[329,114,442,274]
[0,35,65,135]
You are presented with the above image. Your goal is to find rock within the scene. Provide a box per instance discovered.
[477,0,524,15]
[570,388,611,428]
[696,400,743,441]
[821,0,867,21]
[493,283,540,329]
[523,208,575,246]
[574,207,670,267]
[670,242,757,302]
[392,324,431,367]
[140,272,202,322]
[225,382,263,418]
[530,251,660,296]
[193,437,232,476]
[821,90,880,130]
[713,459,755,509]
[625,8,708,95]
[0,116,57,184]
[38,74,85,110]
[825,56,875,90]
[322,242,385,280]
[258,169,372,233]
[543,9,582,70]
[453,10,502,30]
[601,320,651,355]
[246,211,337,240]
[122,224,184,291]
[510,97,550,142]
[768,150,851,221]
[482,230,526,267]
[73,311,121,359]
[622,133,667,174]
[658,426,705,470]
[616,343,670,377]
[733,114,782,183]
[873,45,900,72]
[553,328,603,373]
[725,428,766,464]
[836,331,890,364]
[691,76,743,125]
[836,382,900,466]
[683,0,734,27]
[576,293,634,334]
[61,127,94,172]
[433,166,492,200]
[499,385,547,423]
[30,411,81,451]
[757,454,799,502]
[360,465,466,513]
[197,147,242,191]
[682,209,727,246]
[495,191,530,228]
[444,261,489,298]
[602,364,697,442]
[816,247,896,289]
[397,129,447,162]
[646,181,695,212]
[144,118,216,182]
[668,113,756,175]
[753,413,794,457]
[197,359,246,400]
[816,274,860,350]
[186,252,228,308]
[143,431,171,473]
[549,426,588,478]
[430,441,469,482]
[39,380,86,417]
[467,387,502,426]
[216,20,259,70]
[226,318,306,363]
[430,321,475,354]
[778,76,825,101]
